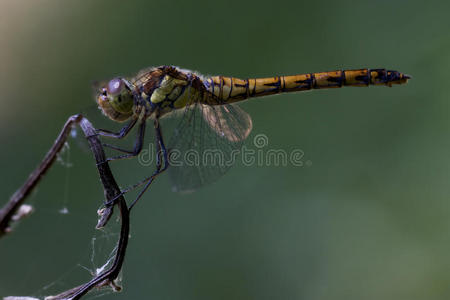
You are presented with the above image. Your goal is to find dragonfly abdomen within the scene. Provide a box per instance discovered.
[204,68,410,105]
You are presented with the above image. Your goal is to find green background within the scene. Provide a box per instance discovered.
[1,0,449,299]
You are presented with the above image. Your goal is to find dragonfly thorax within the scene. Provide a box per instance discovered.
[136,67,205,117]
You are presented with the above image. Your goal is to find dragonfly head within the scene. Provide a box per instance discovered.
[96,78,134,122]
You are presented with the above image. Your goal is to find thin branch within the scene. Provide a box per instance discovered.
[44,117,129,300]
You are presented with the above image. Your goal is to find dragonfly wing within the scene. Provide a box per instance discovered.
[201,104,252,142]
[167,103,252,192]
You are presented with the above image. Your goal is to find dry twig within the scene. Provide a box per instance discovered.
[1,115,130,300]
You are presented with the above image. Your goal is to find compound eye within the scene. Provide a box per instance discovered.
[107,78,124,95]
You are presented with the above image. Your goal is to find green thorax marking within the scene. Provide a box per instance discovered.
[150,75,187,104]
[145,72,203,114]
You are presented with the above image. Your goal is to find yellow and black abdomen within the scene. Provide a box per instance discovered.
[203,68,410,105]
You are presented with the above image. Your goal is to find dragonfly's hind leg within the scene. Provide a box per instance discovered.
[128,118,169,209]
[99,120,146,163]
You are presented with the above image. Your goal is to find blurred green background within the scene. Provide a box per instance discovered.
[1,0,449,299]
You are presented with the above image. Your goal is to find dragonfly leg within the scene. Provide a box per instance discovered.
[129,118,169,210]
[103,173,156,206]
[103,118,169,208]
[98,120,146,164]
[94,117,138,139]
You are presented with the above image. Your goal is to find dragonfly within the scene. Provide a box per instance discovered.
[95,66,410,208]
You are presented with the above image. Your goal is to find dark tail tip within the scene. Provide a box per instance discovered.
[387,70,410,85]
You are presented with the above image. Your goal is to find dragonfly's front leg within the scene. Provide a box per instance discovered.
[95,117,138,139]
[100,119,146,163]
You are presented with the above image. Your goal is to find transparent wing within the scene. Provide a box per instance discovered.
[167,103,252,192]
